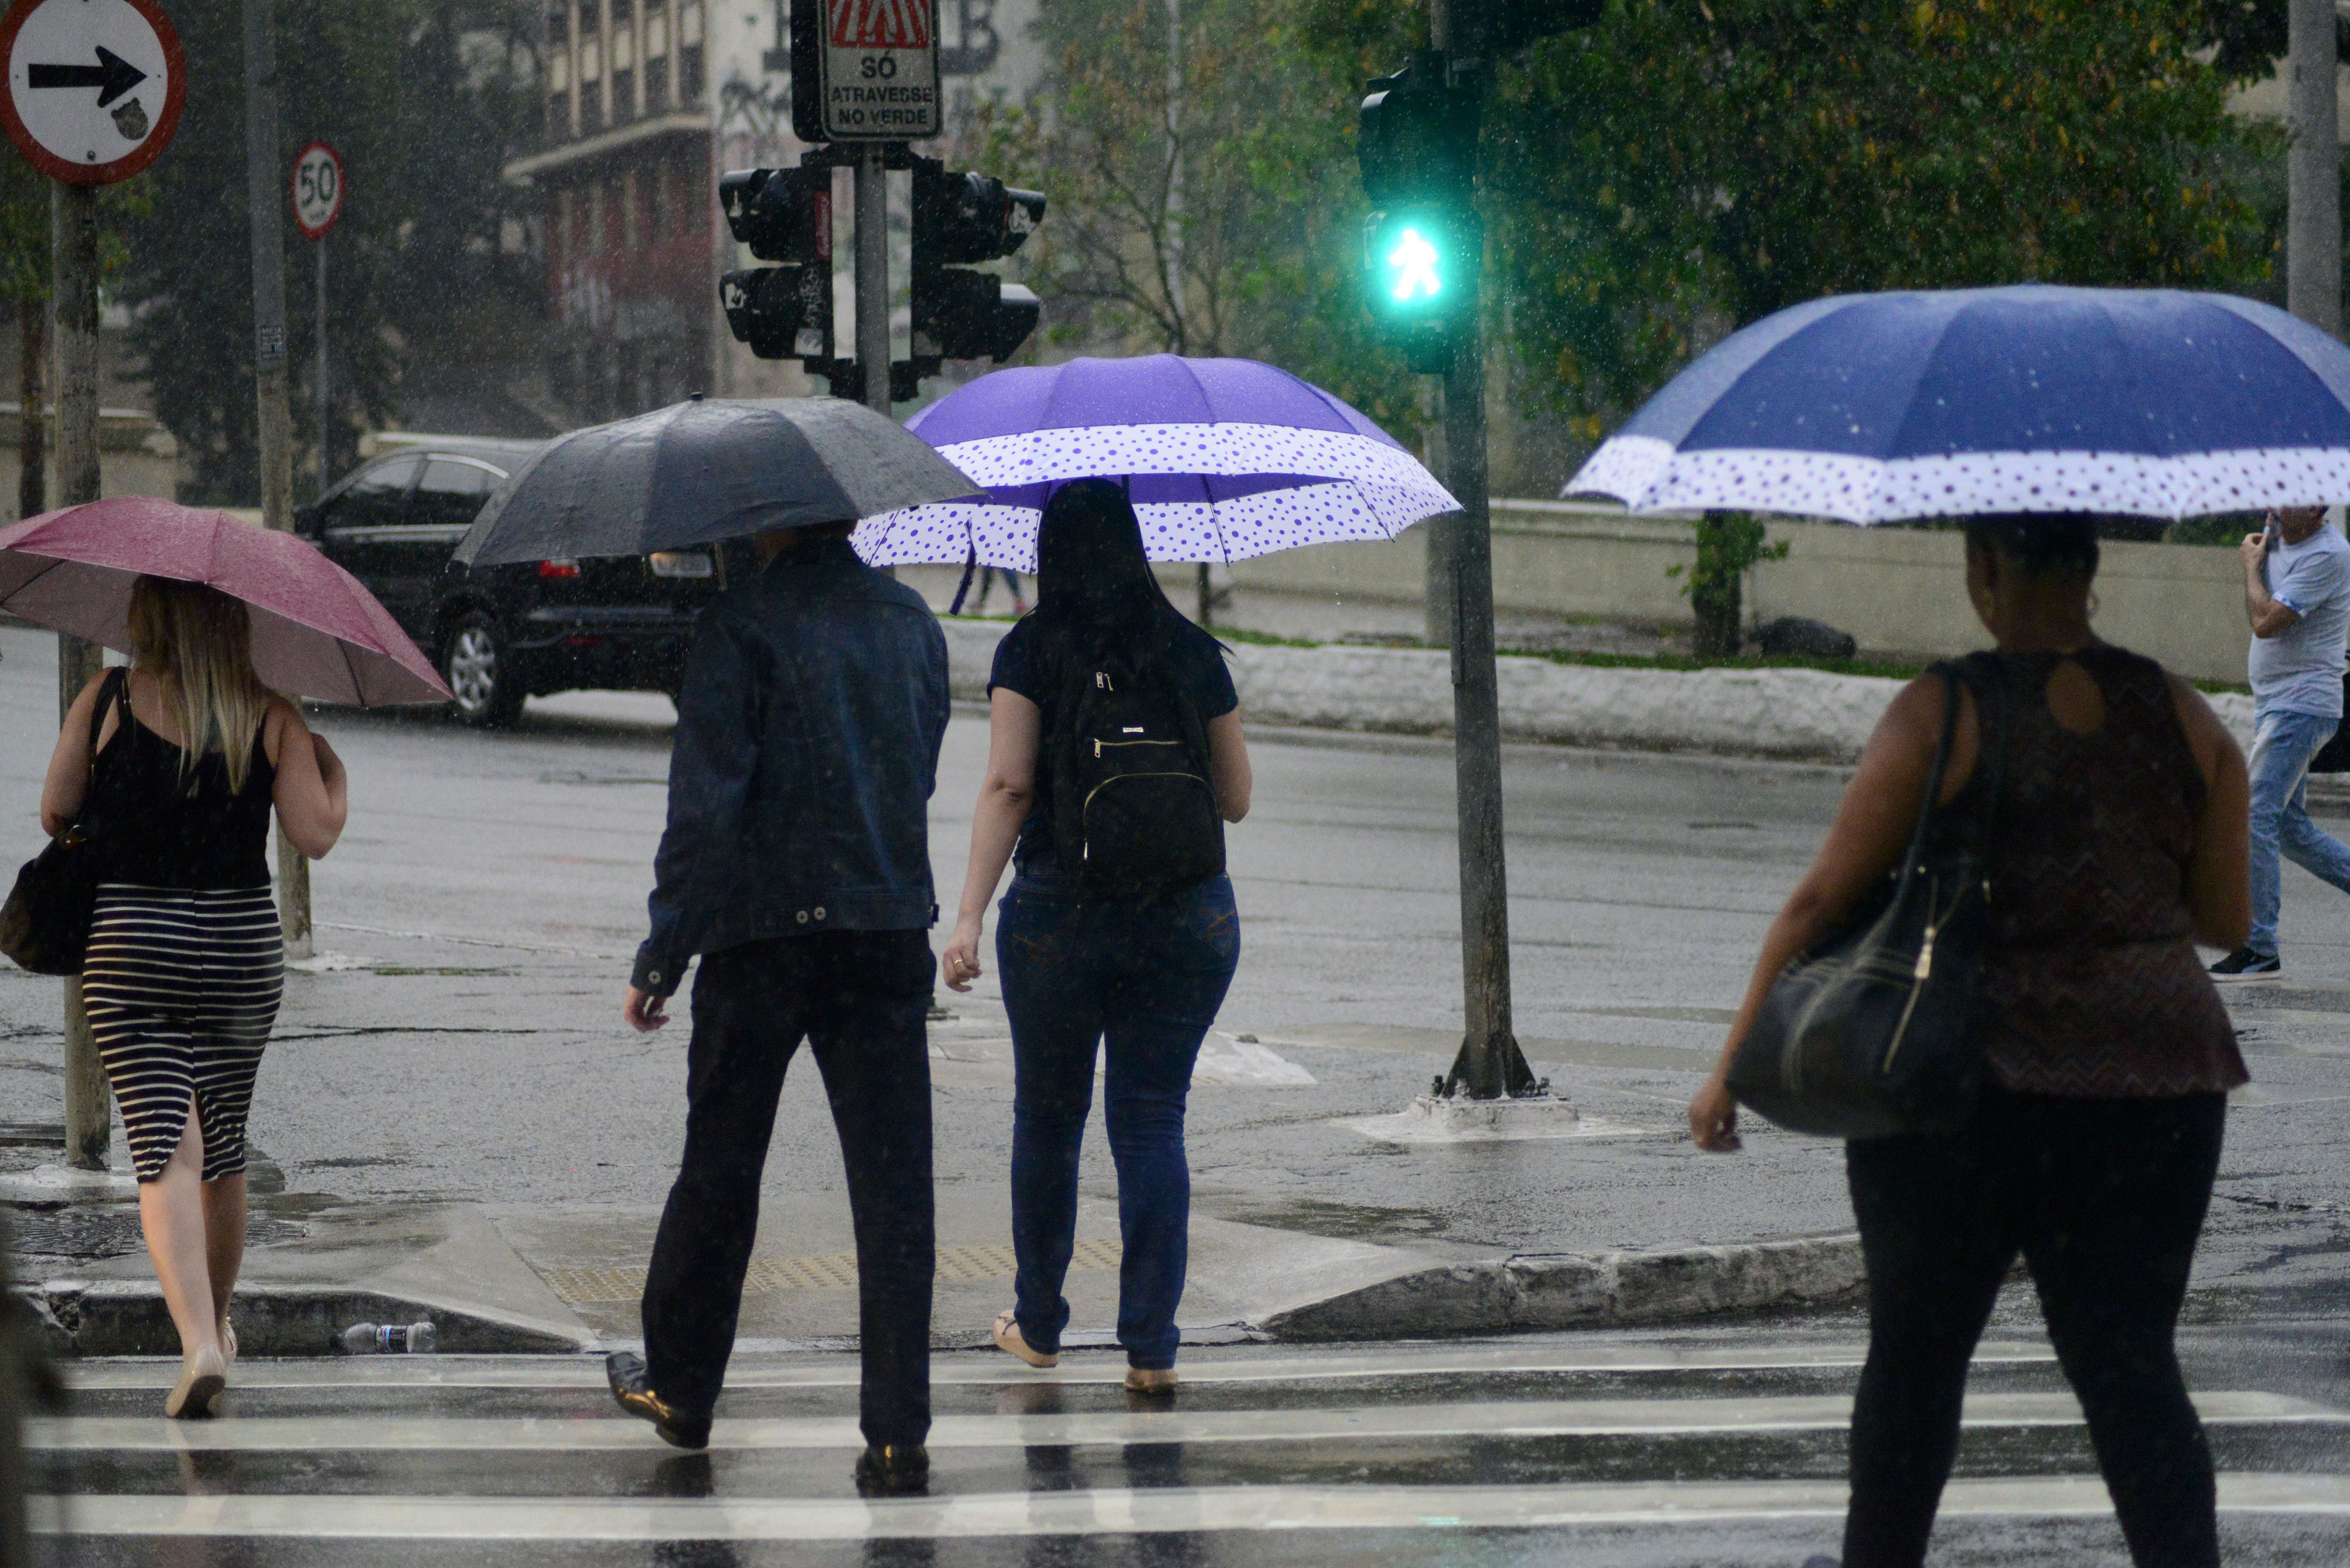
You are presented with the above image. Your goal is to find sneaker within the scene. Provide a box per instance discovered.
[2209,947,2281,980]
[605,1351,711,1450]
[855,1442,930,1497]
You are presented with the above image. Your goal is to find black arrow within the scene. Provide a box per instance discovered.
[28,47,146,109]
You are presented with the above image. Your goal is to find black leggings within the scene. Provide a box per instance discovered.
[1843,1088,2227,1568]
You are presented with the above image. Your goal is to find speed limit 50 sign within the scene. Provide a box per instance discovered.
[820,0,937,140]
[291,140,343,238]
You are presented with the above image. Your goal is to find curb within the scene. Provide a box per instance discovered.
[17,1280,590,1358]
[1255,1235,1864,1340]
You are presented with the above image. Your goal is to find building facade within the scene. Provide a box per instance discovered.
[504,0,1041,426]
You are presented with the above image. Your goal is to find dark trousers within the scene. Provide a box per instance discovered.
[1843,1088,2228,1568]
[640,930,935,1448]
[997,873,1239,1370]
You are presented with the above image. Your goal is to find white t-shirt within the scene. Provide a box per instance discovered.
[2250,522,2350,719]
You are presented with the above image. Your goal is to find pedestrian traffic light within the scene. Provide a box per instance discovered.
[1358,57,1481,370]
[717,165,833,364]
[910,162,1046,365]
[719,165,830,262]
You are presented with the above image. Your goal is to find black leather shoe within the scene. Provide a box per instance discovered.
[855,1442,930,1497]
[605,1351,711,1450]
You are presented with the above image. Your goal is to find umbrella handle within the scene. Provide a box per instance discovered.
[949,546,978,616]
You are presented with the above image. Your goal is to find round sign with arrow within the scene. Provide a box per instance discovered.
[291,140,343,239]
[0,0,183,186]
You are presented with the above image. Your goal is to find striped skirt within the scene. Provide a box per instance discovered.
[83,885,282,1183]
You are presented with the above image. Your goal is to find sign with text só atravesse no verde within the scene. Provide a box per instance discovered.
[823,0,938,141]
[0,0,183,185]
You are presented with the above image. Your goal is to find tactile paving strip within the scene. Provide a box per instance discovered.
[538,1239,1123,1304]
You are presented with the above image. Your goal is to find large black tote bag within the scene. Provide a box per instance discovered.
[1725,661,2005,1140]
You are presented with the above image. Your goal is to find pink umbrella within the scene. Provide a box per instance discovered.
[0,497,449,706]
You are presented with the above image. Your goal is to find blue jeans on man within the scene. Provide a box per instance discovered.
[995,872,1240,1371]
[2247,708,2350,958]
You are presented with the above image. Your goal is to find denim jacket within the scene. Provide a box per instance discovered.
[630,541,949,996]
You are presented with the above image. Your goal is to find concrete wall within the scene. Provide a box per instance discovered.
[1229,501,2255,685]
[0,404,184,515]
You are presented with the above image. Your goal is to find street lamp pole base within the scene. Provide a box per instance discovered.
[1348,1091,1623,1146]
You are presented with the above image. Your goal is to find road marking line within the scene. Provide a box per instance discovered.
[30,1391,2336,1453]
[61,1340,2061,1392]
[32,1473,2350,1539]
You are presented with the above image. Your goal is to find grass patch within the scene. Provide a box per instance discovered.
[1512,647,1930,681]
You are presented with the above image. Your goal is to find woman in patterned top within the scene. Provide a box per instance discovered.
[1689,513,2250,1568]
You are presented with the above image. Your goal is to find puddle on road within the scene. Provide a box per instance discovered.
[1192,1193,1455,1245]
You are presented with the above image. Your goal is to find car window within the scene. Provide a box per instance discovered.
[411,459,501,532]
[319,455,422,532]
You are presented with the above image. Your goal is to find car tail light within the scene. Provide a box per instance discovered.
[538,559,580,579]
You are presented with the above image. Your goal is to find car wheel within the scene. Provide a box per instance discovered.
[442,612,524,727]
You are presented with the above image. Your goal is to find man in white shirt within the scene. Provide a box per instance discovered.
[2213,506,2350,978]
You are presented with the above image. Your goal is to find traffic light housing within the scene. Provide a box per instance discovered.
[1359,58,1481,370]
[719,165,830,262]
[910,162,1046,365]
[717,165,834,366]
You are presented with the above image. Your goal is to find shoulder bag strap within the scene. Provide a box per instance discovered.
[1889,661,1967,900]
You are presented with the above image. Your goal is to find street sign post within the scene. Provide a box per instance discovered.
[0,0,183,185]
[292,140,342,503]
[0,0,186,1169]
[820,0,939,140]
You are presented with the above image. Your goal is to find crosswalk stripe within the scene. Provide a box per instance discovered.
[29,1390,2339,1454]
[33,1473,2350,1540]
[59,1340,2062,1392]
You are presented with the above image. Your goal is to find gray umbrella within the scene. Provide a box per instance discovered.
[453,395,984,566]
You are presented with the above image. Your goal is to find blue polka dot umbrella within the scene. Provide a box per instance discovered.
[852,354,1458,577]
[1565,285,2350,522]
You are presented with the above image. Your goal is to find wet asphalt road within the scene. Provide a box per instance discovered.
[29,1312,2350,1567]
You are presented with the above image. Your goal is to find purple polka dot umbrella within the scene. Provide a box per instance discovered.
[1567,285,2350,522]
[852,354,1458,574]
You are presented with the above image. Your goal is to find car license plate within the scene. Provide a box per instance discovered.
[649,551,714,579]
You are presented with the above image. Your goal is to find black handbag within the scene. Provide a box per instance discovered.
[1,669,126,976]
[1725,660,2006,1140]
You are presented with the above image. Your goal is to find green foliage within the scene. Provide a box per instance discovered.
[112,0,540,504]
[1491,0,2282,435]
[964,0,1424,438]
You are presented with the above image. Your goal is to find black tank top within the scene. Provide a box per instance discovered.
[86,671,277,890]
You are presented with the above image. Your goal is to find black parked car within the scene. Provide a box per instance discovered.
[296,438,746,726]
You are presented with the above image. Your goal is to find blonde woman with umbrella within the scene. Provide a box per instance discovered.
[38,579,346,1415]
[6,499,448,1417]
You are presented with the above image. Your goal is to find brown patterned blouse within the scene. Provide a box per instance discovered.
[1939,645,2245,1099]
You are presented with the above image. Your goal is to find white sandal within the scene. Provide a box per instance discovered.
[992,1310,1058,1368]
[219,1317,237,1368]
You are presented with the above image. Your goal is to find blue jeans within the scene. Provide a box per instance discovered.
[996,873,1240,1370]
[2248,708,2350,956]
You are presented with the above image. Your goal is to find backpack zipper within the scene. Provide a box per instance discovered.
[1093,737,1181,758]
[1079,771,1215,860]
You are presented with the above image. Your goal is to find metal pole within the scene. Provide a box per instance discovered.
[243,0,313,958]
[2290,0,2341,336]
[314,235,329,499]
[52,182,108,1169]
[1164,0,1182,349]
[855,144,890,414]
[1427,0,1532,1101]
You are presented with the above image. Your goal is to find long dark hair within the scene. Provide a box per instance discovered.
[1026,478,1203,671]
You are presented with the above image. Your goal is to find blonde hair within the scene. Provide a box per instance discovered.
[126,576,274,793]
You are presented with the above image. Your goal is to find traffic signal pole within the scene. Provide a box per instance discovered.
[1423,0,1536,1102]
[854,146,891,414]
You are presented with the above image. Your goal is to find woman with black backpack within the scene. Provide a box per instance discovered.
[940,479,1252,1393]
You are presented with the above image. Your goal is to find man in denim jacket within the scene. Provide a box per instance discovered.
[605,520,948,1494]
[2212,506,2350,979]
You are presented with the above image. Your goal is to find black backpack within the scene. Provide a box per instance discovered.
[1048,653,1225,895]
